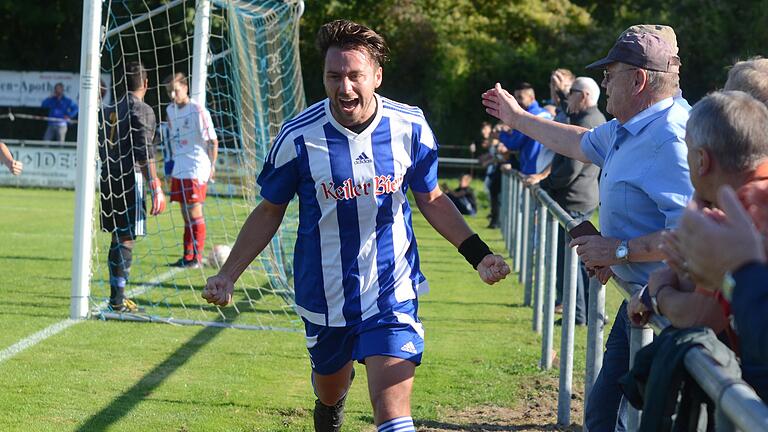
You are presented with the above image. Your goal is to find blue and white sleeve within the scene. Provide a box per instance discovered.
[409,121,439,193]
[257,130,300,204]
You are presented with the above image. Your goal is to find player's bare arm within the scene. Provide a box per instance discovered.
[413,186,510,284]
[0,142,23,175]
[203,199,288,306]
[208,138,219,180]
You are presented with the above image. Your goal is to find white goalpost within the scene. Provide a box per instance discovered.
[71,0,306,331]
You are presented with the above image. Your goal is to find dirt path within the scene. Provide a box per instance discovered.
[416,375,584,432]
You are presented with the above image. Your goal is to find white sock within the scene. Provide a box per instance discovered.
[377,416,415,432]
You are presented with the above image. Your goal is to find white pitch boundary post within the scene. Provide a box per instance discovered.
[190,0,212,105]
[70,0,104,319]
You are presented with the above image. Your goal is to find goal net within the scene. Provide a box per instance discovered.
[89,0,305,330]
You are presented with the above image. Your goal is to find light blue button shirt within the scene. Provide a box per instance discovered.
[580,97,693,284]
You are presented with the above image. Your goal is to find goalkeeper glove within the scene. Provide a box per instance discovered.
[149,178,166,215]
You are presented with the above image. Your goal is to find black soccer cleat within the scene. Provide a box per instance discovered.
[110,298,142,313]
[313,395,347,432]
[170,257,202,269]
[313,369,355,432]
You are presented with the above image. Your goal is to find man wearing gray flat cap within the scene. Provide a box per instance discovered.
[483,28,694,432]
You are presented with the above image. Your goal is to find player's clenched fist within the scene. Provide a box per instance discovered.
[202,273,235,306]
[477,254,511,284]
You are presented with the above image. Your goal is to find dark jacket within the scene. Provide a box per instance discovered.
[731,262,768,400]
[540,105,604,213]
[619,326,741,432]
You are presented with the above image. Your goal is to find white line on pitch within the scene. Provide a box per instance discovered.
[93,266,187,311]
[0,319,83,364]
[0,267,186,365]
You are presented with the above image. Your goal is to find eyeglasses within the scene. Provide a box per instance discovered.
[568,88,583,96]
[603,68,637,83]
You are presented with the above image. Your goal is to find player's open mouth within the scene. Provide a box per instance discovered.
[339,97,359,113]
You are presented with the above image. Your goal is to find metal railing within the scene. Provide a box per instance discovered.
[498,170,768,432]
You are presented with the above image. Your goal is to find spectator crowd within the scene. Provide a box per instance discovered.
[477,23,768,431]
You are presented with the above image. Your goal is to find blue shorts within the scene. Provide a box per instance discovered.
[303,299,425,375]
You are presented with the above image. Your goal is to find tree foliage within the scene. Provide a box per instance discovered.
[299,0,767,153]
[0,1,766,152]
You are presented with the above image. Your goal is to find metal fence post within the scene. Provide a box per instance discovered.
[506,175,515,256]
[584,276,606,428]
[541,213,559,369]
[514,177,524,274]
[533,203,547,333]
[627,325,654,431]
[507,175,516,260]
[557,238,578,425]
[524,193,536,307]
[520,187,531,286]
[500,173,508,239]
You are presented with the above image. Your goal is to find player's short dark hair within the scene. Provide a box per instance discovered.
[164,72,188,88]
[515,82,534,92]
[126,61,147,92]
[315,19,389,66]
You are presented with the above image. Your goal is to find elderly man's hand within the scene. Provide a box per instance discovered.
[482,83,527,130]
[569,235,621,268]
[739,179,768,235]
[672,186,766,290]
[628,291,651,326]
[550,70,571,94]
[594,266,614,285]
[523,174,543,186]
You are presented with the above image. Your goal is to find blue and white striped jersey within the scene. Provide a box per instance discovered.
[257,94,439,327]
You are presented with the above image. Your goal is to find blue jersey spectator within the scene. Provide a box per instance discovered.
[498,83,553,175]
[41,82,78,142]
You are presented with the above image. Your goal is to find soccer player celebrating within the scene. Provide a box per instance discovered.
[164,72,219,268]
[99,61,166,312]
[202,20,510,432]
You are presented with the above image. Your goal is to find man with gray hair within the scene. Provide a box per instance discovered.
[629,56,768,331]
[665,91,768,402]
[540,76,605,325]
[630,90,768,329]
[724,56,768,105]
[482,27,694,431]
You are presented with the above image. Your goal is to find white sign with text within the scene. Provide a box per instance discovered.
[0,70,112,107]
[0,144,78,188]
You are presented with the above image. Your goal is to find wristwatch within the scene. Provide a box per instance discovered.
[722,271,736,302]
[615,240,630,263]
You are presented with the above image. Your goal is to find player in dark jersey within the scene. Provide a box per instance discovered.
[99,61,166,312]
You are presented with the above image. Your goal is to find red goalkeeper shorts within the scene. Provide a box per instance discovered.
[170,177,207,204]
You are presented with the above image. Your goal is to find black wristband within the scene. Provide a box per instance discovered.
[458,234,493,269]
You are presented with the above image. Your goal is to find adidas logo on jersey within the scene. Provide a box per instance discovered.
[400,341,417,354]
[353,152,373,165]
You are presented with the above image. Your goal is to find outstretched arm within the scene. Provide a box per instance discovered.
[482,83,590,162]
[0,142,22,175]
[413,186,510,284]
[203,200,288,306]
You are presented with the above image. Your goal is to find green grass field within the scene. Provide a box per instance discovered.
[0,184,621,431]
